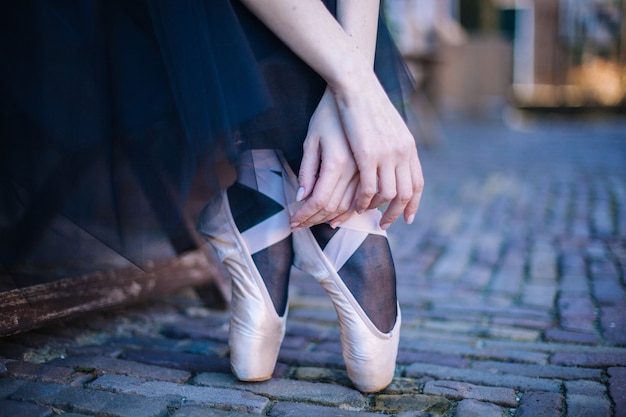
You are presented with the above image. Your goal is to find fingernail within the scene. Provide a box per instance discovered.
[296,187,305,202]
[357,209,364,215]
[290,222,299,230]
[330,220,342,229]
[380,222,391,231]
[407,214,415,224]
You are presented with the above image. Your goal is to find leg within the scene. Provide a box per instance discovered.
[293,204,400,393]
[197,149,294,381]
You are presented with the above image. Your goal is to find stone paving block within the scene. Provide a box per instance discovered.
[400,329,478,346]
[472,232,503,265]
[565,379,606,397]
[423,380,517,406]
[0,377,27,398]
[49,355,191,382]
[120,348,231,374]
[171,405,252,417]
[559,274,589,297]
[290,366,353,387]
[484,339,626,355]
[592,279,625,305]
[400,338,549,364]
[0,399,54,417]
[88,374,269,413]
[278,347,345,368]
[516,391,563,417]
[58,414,94,417]
[384,377,432,394]
[543,329,599,345]
[529,241,558,282]
[491,316,553,330]
[396,350,469,368]
[558,296,596,333]
[490,263,524,296]
[521,283,557,309]
[193,372,364,409]
[550,352,626,367]
[428,237,473,280]
[589,257,620,277]
[470,360,602,380]
[463,263,494,287]
[160,318,229,343]
[279,335,310,350]
[284,320,338,342]
[405,363,561,392]
[395,412,441,417]
[600,305,626,346]
[9,380,170,417]
[591,193,613,236]
[6,361,87,385]
[311,340,343,354]
[608,367,626,417]
[106,336,228,356]
[453,399,503,417]
[566,393,611,417]
[65,345,124,358]
[421,321,540,342]
[287,308,338,324]
[370,394,451,415]
[268,402,381,417]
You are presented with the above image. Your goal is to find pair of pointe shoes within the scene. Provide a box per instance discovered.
[197,150,400,393]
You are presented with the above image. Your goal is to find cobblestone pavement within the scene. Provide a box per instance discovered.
[1,115,626,417]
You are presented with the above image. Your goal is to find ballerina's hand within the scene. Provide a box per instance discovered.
[332,70,424,230]
[289,89,359,230]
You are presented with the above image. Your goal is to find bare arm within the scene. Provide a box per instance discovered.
[240,0,423,228]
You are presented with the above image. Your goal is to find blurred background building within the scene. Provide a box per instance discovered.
[385,0,625,125]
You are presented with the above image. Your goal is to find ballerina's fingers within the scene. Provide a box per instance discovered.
[403,150,424,224]
[291,158,358,229]
[377,161,413,230]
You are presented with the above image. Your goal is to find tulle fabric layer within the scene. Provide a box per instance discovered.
[0,0,414,287]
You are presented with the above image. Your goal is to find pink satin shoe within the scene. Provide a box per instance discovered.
[197,150,292,381]
[291,211,401,393]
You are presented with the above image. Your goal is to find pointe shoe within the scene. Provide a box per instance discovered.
[291,211,401,393]
[197,150,293,382]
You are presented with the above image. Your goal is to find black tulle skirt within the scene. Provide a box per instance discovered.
[0,0,414,287]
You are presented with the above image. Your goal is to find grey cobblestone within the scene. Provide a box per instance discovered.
[600,305,626,346]
[566,393,611,417]
[88,374,270,413]
[171,405,253,417]
[454,398,504,417]
[0,399,54,417]
[608,367,626,417]
[516,391,564,417]
[470,360,602,380]
[9,380,171,417]
[268,402,381,417]
[193,372,365,409]
[370,394,451,415]
[0,378,27,398]
[543,328,599,345]
[550,352,626,367]
[49,355,191,382]
[565,379,606,397]
[405,363,562,392]
[422,380,517,406]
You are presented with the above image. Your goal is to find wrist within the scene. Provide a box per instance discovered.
[327,55,375,99]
